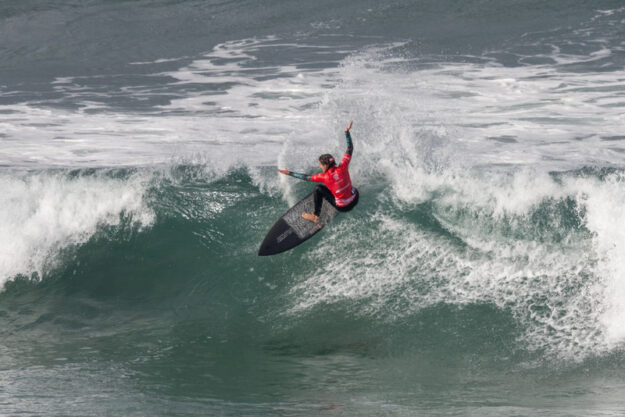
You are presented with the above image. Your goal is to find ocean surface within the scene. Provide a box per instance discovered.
[2,0,625,415]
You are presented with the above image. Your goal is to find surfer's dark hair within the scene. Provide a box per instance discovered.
[319,154,336,168]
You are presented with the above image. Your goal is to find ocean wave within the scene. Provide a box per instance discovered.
[2,164,625,364]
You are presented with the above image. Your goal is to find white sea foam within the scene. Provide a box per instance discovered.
[276,24,625,357]
[288,168,625,360]
[2,29,624,173]
[280,30,625,361]
[0,172,154,287]
[575,173,625,347]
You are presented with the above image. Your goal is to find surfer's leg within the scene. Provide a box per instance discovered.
[313,185,336,215]
[303,185,334,222]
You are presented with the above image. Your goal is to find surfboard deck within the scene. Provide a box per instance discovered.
[258,191,339,256]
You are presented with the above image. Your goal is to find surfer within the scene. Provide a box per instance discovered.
[278,121,359,223]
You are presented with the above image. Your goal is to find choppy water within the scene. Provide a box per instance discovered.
[2,1,625,415]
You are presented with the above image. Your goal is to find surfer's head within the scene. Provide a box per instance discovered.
[318,154,336,172]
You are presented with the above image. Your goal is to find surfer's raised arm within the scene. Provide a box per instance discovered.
[339,120,354,168]
[345,120,353,156]
[278,120,354,182]
[277,120,354,181]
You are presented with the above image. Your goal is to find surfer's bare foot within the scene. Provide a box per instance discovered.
[302,212,319,223]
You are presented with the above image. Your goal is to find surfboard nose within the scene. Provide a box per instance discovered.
[257,237,275,256]
[258,219,297,256]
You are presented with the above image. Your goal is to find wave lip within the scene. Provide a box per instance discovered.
[0,170,154,287]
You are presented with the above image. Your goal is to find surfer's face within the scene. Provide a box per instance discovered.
[319,161,329,172]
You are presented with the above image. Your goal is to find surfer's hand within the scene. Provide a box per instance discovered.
[345,120,353,132]
[278,168,290,175]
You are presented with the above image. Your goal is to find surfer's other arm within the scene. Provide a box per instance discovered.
[277,169,313,181]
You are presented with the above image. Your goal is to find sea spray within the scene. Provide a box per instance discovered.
[0,170,154,286]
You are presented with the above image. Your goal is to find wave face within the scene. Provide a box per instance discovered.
[2,0,625,416]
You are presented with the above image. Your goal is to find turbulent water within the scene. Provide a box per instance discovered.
[2,0,625,415]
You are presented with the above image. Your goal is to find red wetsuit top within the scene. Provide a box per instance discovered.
[310,152,355,207]
[286,129,356,206]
